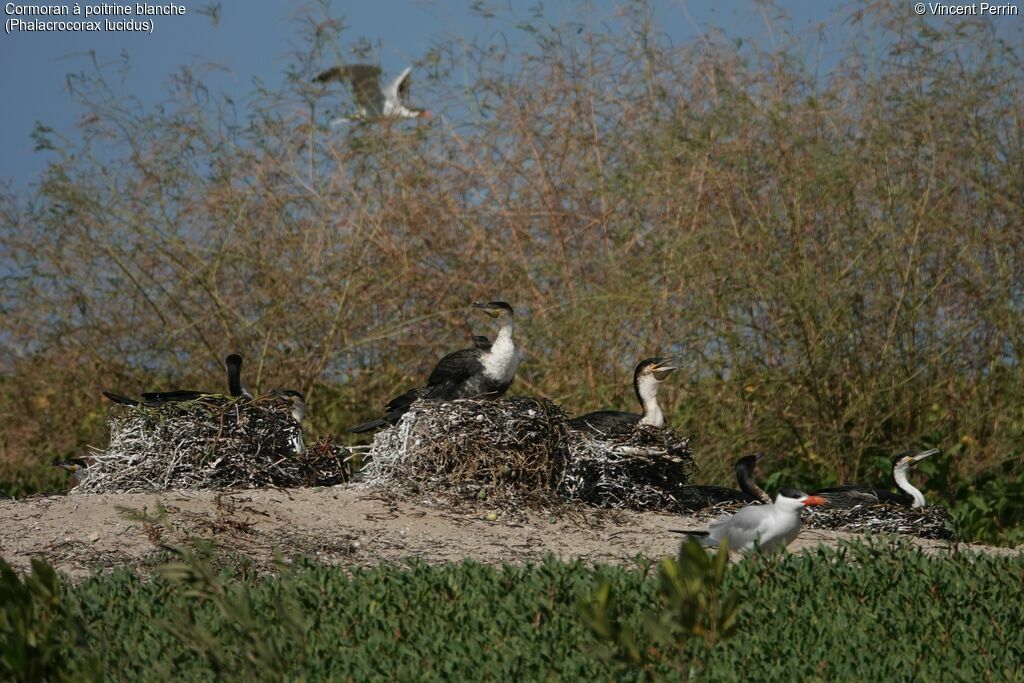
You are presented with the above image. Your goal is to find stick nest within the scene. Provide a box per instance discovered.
[561,424,696,511]
[74,398,352,494]
[358,397,695,511]
[804,503,954,540]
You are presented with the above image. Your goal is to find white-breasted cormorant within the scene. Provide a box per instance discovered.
[812,448,939,508]
[568,357,677,435]
[313,64,430,123]
[349,301,519,433]
[685,488,828,552]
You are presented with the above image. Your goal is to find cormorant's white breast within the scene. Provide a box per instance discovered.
[349,301,518,433]
[568,357,677,434]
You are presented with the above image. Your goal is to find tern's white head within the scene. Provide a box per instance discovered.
[774,488,828,511]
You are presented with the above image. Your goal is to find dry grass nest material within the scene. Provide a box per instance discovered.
[74,398,353,494]
[692,501,953,540]
[804,503,954,540]
[358,396,695,511]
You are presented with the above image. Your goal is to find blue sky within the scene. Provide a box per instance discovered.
[0,1,1018,190]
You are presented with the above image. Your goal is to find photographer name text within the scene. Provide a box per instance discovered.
[914,2,1018,15]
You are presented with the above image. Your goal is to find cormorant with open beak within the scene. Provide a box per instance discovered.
[568,358,677,434]
[812,448,940,508]
[350,301,519,433]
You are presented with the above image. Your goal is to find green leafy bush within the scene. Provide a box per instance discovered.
[0,557,102,682]
[4,539,1021,681]
[580,538,738,675]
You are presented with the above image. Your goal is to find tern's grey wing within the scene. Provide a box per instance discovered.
[316,64,384,116]
[707,505,774,548]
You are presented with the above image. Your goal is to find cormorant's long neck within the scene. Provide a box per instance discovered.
[480,316,517,382]
[227,360,243,397]
[635,375,664,427]
[737,466,771,504]
[492,317,514,352]
[893,464,926,507]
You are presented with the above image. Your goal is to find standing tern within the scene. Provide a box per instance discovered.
[685,488,828,552]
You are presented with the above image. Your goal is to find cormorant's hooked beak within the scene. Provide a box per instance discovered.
[894,447,940,470]
[751,451,766,462]
[650,358,678,381]
[473,301,509,319]
[52,458,85,474]
[910,448,940,464]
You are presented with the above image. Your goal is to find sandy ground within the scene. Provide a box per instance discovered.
[1,485,1019,580]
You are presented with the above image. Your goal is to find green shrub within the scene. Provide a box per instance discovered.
[0,557,102,682]
[6,539,1020,681]
[580,538,738,676]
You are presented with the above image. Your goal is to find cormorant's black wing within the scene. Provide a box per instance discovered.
[812,485,907,508]
[425,348,484,387]
[383,386,430,414]
[679,485,758,509]
[349,346,485,434]
[102,390,143,406]
[141,389,207,402]
[568,410,641,435]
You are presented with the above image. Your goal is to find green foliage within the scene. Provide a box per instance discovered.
[9,540,1023,681]
[713,540,1024,681]
[649,539,739,648]
[948,467,1024,547]
[578,573,648,668]
[0,557,102,682]
[581,539,739,676]
[155,541,309,682]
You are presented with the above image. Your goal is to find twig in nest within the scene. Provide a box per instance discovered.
[76,396,354,493]
[359,397,695,512]
[803,503,954,540]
